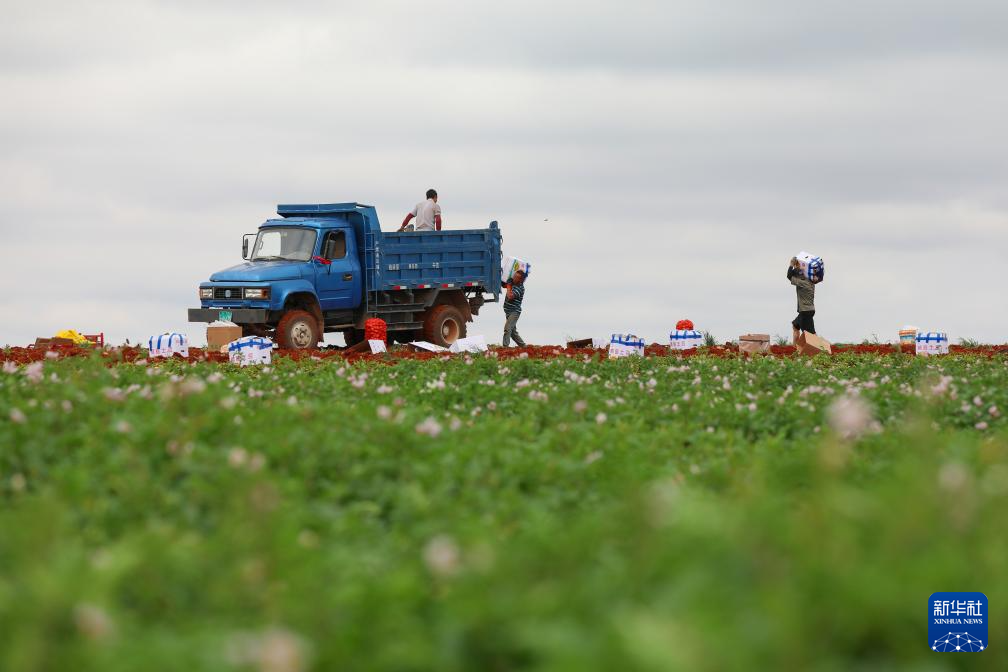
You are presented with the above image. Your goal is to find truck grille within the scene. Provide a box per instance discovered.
[213,287,243,300]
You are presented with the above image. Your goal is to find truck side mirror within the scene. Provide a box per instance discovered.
[242,233,255,259]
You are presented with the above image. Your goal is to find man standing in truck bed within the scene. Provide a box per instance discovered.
[502,269,527,347]
[398,189,442,232]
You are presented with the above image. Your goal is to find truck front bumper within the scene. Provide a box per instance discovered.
[188,308,271,324]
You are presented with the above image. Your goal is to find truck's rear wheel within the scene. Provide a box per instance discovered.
[422,305,466,347]
[276,310,319,350]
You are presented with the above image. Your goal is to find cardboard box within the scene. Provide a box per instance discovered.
[207,324,242,352]
[915,332,949,356]
[738,333,770,354]
[797,332,832,355]
[449,335,488,353]
[502,255,531,283]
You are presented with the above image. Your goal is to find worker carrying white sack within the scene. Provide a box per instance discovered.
[787,257,818,344]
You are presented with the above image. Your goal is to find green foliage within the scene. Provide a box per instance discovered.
[960,337,981,348]
[702,331,717,347]
[1,352,1006,670]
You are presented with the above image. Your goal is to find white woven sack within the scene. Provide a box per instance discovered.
[148,332,189,358]
[228,336,274,366]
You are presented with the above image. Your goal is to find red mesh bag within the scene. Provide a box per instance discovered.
[364,318,387,343]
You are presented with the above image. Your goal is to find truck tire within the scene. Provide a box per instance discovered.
[422,305,466,347]
[276,310,319,350]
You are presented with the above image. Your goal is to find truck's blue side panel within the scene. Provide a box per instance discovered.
[367,224,501,297]
[276,203,501,299]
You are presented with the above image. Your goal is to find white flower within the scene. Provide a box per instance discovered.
[61,400,73,413]
[9,408,26,424]
[179,378,207,396]
[573,400,588,413]
[2,361,17,374]
[228,447,248,467]
[584,450,603,465]
[528,390,548,401]
[9,473,26,491]
[376,405,392,420]
[975,421,989,431]
[23,362,44,383]
[74,603,114,641]
[415,417,442,437]
[220,397,238,409]
[449,417,463,431]
[45,350,60,360]
[114,420,132,434]
[423,535,460,577]
[103,387,127,402]
[938,462,970,492]
[827,396,874,440]
[227,627,309,672]
[595,412,607,425]
[376,385,394,394]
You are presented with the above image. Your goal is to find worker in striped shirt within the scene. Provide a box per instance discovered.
[502,269,527,347]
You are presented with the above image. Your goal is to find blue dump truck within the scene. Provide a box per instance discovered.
[189,203,502,349]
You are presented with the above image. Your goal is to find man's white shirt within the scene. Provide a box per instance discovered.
[410,199,441,231]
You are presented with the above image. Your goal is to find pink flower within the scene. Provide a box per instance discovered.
[9,408,26,424]
[23,362,44,383]
[424,535,460,577]
[595,412,607,425]
[975,421,989,431]
[827,396,874,440]
[415,417,442,437]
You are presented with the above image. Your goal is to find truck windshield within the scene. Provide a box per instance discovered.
[250,227,317,262]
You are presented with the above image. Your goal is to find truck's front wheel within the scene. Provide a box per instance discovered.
[423,305,467,347]
[276,310,319,350]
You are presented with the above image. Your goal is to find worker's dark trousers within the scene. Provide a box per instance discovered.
[503,311,525,347]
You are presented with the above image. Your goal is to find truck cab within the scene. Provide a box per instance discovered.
[189,202,502,349]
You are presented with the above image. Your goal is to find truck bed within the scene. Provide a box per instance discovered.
[367,225,502,293]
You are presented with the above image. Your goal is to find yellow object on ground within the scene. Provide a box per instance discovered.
[54,329,91,344]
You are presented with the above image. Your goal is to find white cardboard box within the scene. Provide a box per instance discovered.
[449,335,488,353]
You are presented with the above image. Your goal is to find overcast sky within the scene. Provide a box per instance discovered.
[2,0,1006,347]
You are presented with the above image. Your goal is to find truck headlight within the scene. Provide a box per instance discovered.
[244,288,270,300]
[199,288,213,299]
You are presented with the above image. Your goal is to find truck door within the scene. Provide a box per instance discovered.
[315,228,361,310]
